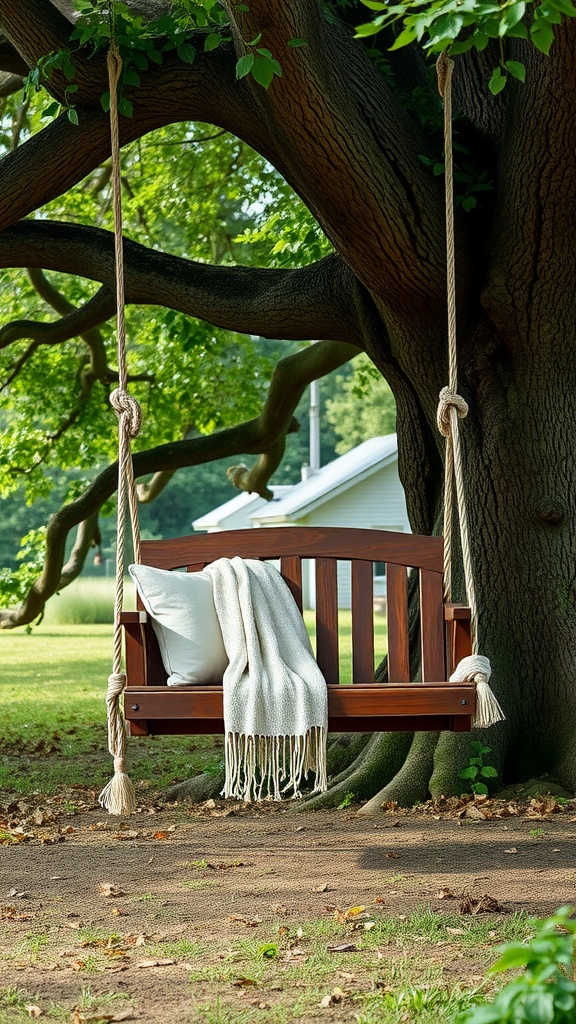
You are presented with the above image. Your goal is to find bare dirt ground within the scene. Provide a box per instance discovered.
[2,791,576,1023]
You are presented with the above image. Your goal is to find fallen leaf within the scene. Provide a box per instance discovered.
[460,894,503,915]
[312,883,330,893]
[327,942,360,953]
[385,852,400,859]
[465,805,486,820]
[446,927,466,935]
[99,883,125,897]
[345,905,366,918]
[233,977,257,988]
[25,1006,42,1018]
[436,887,457,900]
[319,991,343,1008]
[504,848,518,855]
[152,831,169,841]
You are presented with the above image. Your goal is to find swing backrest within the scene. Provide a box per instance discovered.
[131,526,456,685]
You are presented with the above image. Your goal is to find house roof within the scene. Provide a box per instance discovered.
[192,485,292,531]
[251,435,398,524]
[192,436,398,531]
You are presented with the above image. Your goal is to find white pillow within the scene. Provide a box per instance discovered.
[128,563,229,687]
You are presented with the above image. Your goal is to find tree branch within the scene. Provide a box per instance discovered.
[228,341,359,498]
[0,222,365,344]
[0,340,358,628]
[0,39,285,233]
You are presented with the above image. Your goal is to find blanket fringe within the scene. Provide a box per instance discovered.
[223,727,327,802]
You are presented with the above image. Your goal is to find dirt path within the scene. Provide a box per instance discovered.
[2,796,576,1023]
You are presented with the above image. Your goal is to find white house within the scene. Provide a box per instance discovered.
[192,435,410,608]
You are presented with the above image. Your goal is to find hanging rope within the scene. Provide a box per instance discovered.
[436,53,504,729]
[98,44,142,815]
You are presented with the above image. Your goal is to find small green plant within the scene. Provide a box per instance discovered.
[459,740,499,795]
[458,906,576,1023]
[338,792,356,809]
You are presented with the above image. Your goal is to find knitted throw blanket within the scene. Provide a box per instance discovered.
[204,557,328,802]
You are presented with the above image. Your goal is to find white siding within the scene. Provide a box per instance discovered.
[300,464,410,608]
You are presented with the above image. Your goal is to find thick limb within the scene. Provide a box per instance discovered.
[0,340,357,626]
[228,341,360,498]
[0,222,365,345]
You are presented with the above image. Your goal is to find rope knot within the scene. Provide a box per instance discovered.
[110,388,142,439]
[107,671,127,698]
[437,386,468,437]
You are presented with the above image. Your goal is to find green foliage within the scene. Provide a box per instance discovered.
[356,0,576,92]
[458,740,499,795]
[458,906,576,1023]
[325,353,396,454]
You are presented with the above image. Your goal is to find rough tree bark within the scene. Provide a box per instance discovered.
[1,0,575,806]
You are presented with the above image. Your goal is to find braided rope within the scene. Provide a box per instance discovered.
[99,45,142,815]
[436,54,504,728]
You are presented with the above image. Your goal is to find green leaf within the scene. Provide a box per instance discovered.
[505,60,526,81]
[204,33,221,51]
[235,53,254,79]
[118,96,133,118]
[472,781,489,794]
[67,107,79,125]
[480,765,499,778]
[499,1,526,34]
[459,766,478,779]
[530,18,555,53]
[100,90,110,112]
[41,101,61,119]
[287,37,308,47]
[251,55,281,89]
[355,19,385,38]
[523,991,555,1024]
[552,0,576,15]
[247,33,262,46]
[123,68,141,87]
[177,43,196,64]
[488,68,507,94]
[389,25,418,49]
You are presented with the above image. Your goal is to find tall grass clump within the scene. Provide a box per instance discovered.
[43,576,134,624]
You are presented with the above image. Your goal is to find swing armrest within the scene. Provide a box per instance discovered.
[120,611,148,623]
[121,611,149,687]
[443,604,471,621]
[443,604,472,675]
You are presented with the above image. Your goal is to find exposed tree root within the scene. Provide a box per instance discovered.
[165,770,225,803]
[356,732,440,814]
[298,731,413,811]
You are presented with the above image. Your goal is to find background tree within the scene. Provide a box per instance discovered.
[0,0,575,808]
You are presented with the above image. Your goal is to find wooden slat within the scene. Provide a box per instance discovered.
[386,562,410,682]
[187,561,206,572]
[420,569,446,681]
[140,527,444,573]
[315,558,339,683]
[280,555,303,612]
[137,714,472,735]
[124,682,476,722]
[351,560,374,683]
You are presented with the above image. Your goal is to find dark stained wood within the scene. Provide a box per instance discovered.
[315,557,339,683]
[140,527,444,572]
[351,559,374,683]
[386,562,410,682]
[420,569,446,681]
[122,526,474,736]
[280,555,303,612]
[124,682,476,724]
[187,561,206,573]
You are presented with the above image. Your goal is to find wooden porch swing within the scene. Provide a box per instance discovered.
[98,49,504,815]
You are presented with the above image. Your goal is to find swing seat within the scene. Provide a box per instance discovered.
[122,526,475,735]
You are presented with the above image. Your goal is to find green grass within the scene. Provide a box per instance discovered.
[0,603,386,795]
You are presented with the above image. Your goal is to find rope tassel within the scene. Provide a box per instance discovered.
[449,655,505,729]
[98,672,137,815]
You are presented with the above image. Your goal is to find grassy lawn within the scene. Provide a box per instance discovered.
[0,601,386,796]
